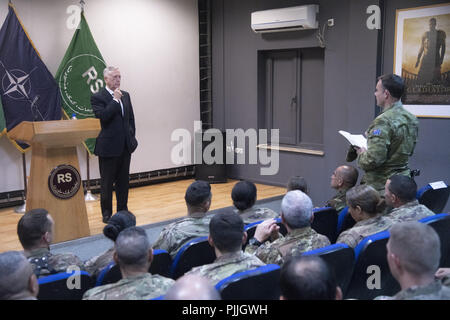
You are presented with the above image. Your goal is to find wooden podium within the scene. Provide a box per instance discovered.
[8,119,101,243]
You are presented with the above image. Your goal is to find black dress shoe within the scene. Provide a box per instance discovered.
[102,215,111,223]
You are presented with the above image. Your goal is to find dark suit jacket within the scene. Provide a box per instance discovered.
[91,87,138,157]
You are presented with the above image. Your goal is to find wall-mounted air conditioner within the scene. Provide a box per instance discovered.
[251,4,319,33]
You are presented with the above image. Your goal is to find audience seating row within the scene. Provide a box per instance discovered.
[36,210,450,300]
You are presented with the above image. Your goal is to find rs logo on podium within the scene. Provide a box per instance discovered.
[48,164,81,199]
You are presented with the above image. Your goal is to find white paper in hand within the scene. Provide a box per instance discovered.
[338,130,367,149]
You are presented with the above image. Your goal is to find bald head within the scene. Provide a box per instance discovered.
[280,255,341,300]
[164,274,221,300]
[331,165,358,190]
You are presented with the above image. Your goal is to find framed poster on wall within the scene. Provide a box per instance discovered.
[394,3,450,118]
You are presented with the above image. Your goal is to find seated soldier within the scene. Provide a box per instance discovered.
[84,210,136,278]
[280,255,342,300]
[17,208,84,277]
[231,180,278,224]
[376,222,450,300]
[336,185,394,248]
[245,190,330,265]
[286,176,308,194]
[153,180,213,259]
[0,251,39,300]
[325,165,359,212]
[186,210,265,285]
[384,175,434,222]
[83,227,174,300]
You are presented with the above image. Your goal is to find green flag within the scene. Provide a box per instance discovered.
[55,11,106,154]
[0,97,5,138]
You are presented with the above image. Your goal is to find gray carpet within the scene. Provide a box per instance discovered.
[51,195,283,262]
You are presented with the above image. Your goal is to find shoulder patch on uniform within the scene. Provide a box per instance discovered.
[372,129,381,136]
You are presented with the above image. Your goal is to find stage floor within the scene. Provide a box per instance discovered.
[0,179,285,253]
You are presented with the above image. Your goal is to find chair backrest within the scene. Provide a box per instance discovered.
[37,270,93,300]
[302,243,355,294]
[215,264,281,300]
[344,230,400,300]
[170,236,216,279]
[149,249,172,278]
[95,249,172,286]
[419,213,450,268]
[311,206,338,243]
[416,182,450,213]
[274,217,288,236]
[336,206,356,236]
[96,261,119,287]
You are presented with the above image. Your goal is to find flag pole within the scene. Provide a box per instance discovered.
[84,149,98,201]
[14,152,27,213]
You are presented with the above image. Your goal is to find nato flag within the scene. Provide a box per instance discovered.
[0,4,61,151]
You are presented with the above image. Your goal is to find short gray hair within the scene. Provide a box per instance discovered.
[0,251,33,299]
[389,222,441,276]
[103,66,119,77]
[115,227,150,267]
[281,190,313,229]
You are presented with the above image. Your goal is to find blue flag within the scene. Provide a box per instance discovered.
[0,4,61,152]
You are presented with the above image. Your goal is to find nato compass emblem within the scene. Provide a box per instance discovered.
[0,61,44,121]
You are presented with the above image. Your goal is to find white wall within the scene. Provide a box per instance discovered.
[0,0,200,192]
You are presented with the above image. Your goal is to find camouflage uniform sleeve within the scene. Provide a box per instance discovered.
[151,225,176,253]
[245,242,283,265]
[336,230,359,249]
[51,253,85,273]
[358,117,391,171]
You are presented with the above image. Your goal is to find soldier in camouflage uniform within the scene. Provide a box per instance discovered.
[231,180,279,224]
[347,74,418,196]
[83,227,174,300]
[0,251,39,300]
[376,222,450,300]
[245,191,330,265]
[336,185,393,248]
[152,180,213,259]
[325,165,359,213]
[186,210,265,285]
[84,210,136,278]
[17,209,84,277]
[384,175,434,223]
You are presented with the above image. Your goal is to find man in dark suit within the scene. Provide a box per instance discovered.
[91,66,138,223]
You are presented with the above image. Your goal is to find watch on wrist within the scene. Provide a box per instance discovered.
[249,238,262,247]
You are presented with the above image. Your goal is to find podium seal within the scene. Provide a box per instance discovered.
[48,164,81,199]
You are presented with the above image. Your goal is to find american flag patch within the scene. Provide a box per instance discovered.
[372,129,381,136]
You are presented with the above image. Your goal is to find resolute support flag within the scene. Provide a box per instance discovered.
[0,3,62,152]
[55,11,106,155]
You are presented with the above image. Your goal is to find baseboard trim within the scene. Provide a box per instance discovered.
[0,165,195,209]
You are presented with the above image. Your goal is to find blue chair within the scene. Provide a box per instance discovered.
[95,249,172,286]
[419,213,450,267]
[215,264,281,300]
[336,207,356,236]
[274,218,288,236]
[416,182,450,213]
[344,230,400,300]
[302,243,354,294]
[311,206,338,243]
[38,270,93,300]
[170,236,216,279]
